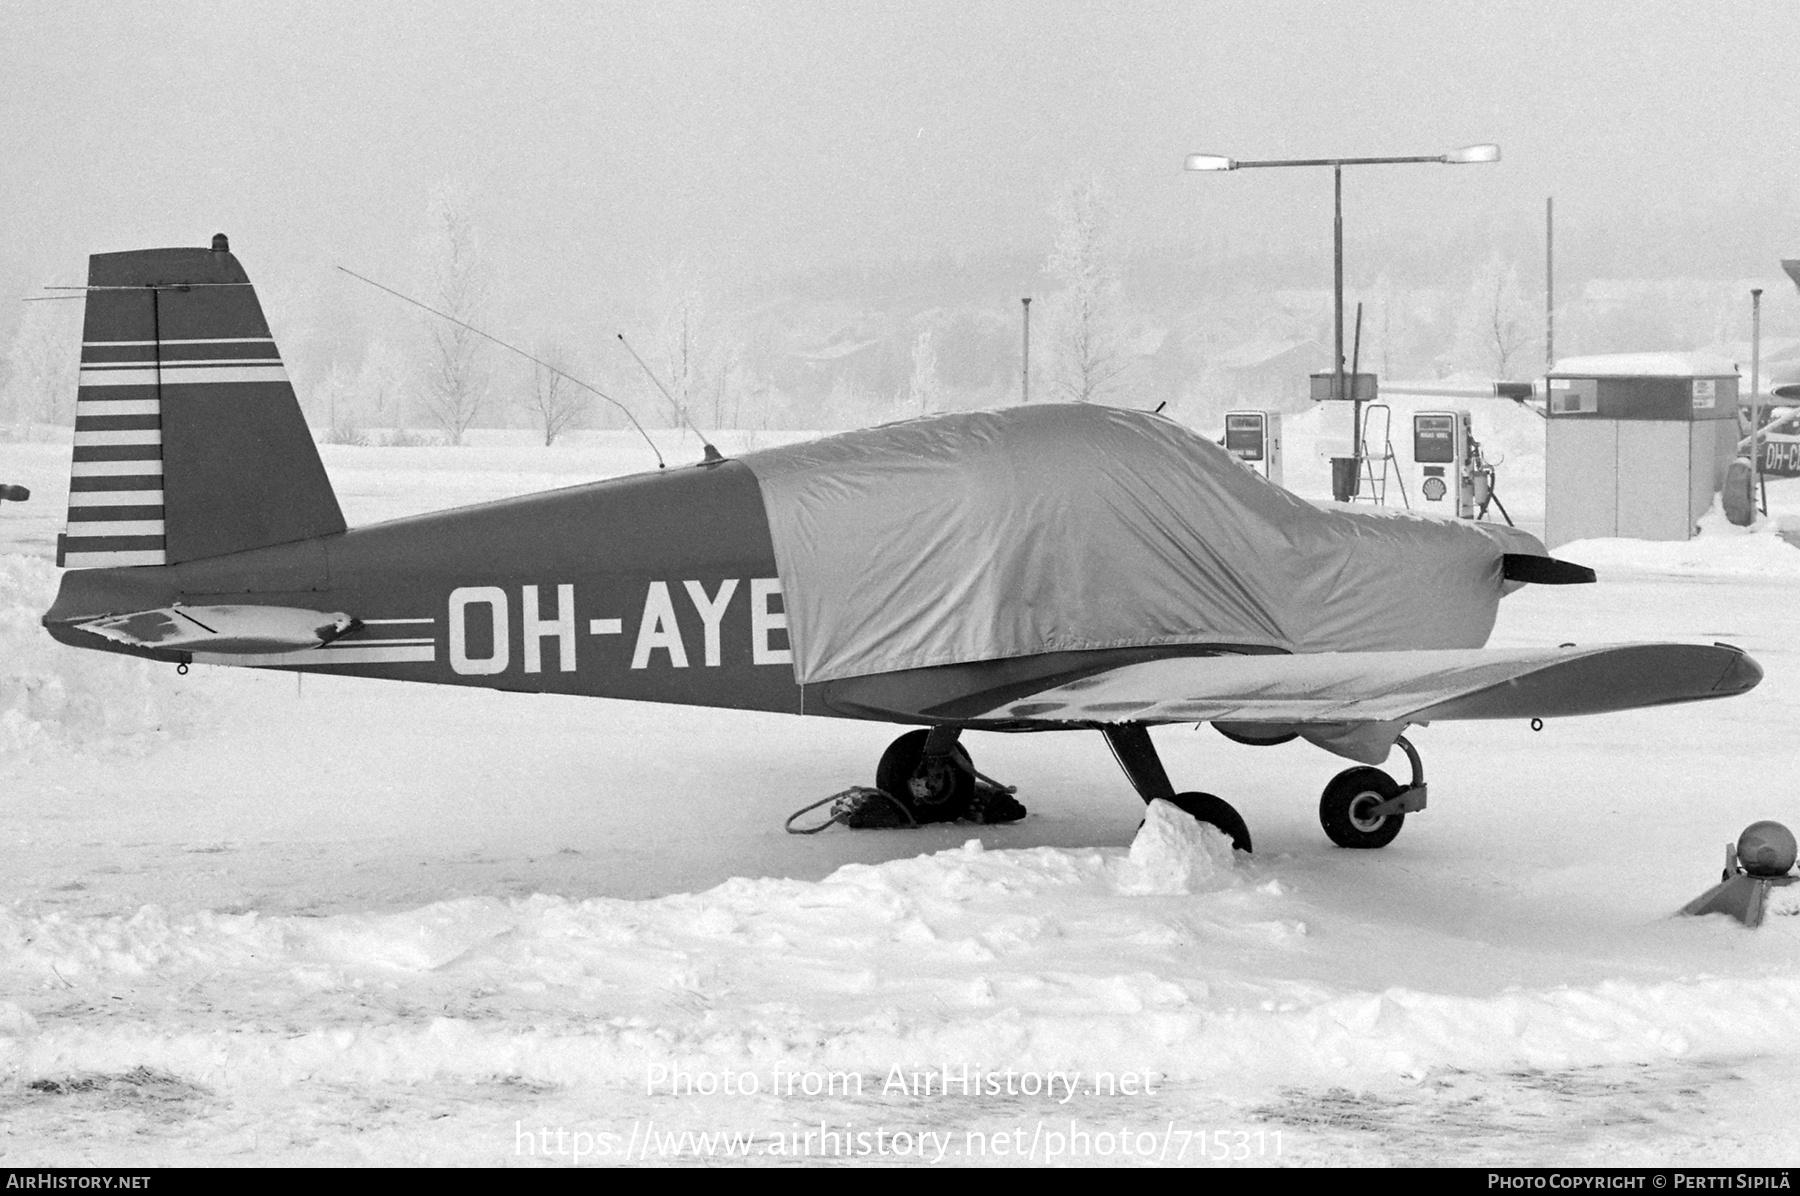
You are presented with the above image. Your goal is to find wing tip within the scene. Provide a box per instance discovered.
[1711,644,1763,696]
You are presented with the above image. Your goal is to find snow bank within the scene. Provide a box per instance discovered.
[0,555,210,755]
[5,826,1798,1096]
[1559,501,1800,579]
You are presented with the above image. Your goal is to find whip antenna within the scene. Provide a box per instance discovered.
[336,266,666,469]
[615,332,723,463]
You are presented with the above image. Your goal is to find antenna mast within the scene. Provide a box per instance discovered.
[337,266,667,469]
[615,332,723,462]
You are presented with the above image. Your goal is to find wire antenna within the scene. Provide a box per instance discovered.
[28,282,253,302]
[614,332,723,462]
[336,266,666,469]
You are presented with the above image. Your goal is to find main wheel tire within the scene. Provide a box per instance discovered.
[876,730,975,825]
[1167,791,1253,854]
[1319,767,1406,849]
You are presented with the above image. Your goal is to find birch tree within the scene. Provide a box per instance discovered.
[2,301,79,429]
[907,327,940,414]
[1043,176,1134,403]
[654,288,739,430]
[416,184,490,444]
[1454,254,1535,380]
[522,345,587,446]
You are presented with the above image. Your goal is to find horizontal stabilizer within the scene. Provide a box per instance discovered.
[1502,553,1595,585]
[77,605,354,654]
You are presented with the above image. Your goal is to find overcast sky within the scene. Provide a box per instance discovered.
[4,0,1798,339]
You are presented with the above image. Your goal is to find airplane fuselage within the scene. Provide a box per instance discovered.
[45,460,808,714]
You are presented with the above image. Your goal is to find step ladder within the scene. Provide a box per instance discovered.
[1352,404,1410,509]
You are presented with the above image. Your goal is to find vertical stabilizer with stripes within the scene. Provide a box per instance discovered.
[62,236,345,569]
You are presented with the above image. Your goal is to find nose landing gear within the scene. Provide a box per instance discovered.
[1318,733,1427,849]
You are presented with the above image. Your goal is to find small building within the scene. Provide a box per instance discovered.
[1208,338,1330,410]
[1544,353,1740,549]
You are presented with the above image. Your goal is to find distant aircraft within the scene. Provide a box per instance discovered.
[40,240,1764,852]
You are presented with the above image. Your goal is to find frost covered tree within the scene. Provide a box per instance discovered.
[311,359,362,443]
[2,300,79,430]
[907,327,940,414]
[1042,176,1135,404]
[355,340,411,432]
[651,284,739,431]
[416,184,490,445]
[521,345,587,446]
[1453,254,1535,380]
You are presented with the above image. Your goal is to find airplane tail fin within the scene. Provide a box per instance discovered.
[59,235,345,569]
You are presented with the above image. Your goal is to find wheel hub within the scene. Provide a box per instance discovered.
[909,758,956,806]
[1347,791,1389,832]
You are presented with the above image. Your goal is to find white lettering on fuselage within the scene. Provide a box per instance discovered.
[751,577,791,666]
[446,579,786,677]
[631,581,688,669]
[448,586,509,675]
[522,583,576,673]
[683,578,739,668]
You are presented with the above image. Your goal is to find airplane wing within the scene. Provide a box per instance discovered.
[972,643,1758,725]
[948,643,1760,763]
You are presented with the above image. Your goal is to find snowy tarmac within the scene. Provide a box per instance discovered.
[3,423,1799,1167]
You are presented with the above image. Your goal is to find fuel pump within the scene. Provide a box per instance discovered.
[1223,410,1283,487]
[1410,410,1479,518]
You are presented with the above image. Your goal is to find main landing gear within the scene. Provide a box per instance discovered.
[1103,724,1431,852]
[849,728,1027,828]
[1102,724,1253,852]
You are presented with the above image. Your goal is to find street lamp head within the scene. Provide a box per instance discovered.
[1442,143,1500,164]
[1183,153,1236,172]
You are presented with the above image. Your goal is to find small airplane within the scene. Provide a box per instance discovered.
[40,239,1764,852]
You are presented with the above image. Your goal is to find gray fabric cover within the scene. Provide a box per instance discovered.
[740,405,1542,685]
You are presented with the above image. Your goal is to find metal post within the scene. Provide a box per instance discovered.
[1337,166,1356,480]
[1545,196,1555,372]
[1752,288,1764,514]
[1021,297,1031,405]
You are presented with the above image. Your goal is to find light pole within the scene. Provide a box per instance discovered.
[1185,143,1499,498]
[1021,297,1032,404]
[1752,288,1764,514]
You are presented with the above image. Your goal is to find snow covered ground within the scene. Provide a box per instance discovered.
[3,419,1800,1168]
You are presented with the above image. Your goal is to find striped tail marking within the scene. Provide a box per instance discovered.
[60,239,345,570]
[66,336,289,568]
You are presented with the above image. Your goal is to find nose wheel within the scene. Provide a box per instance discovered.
[1318,734,1428,849]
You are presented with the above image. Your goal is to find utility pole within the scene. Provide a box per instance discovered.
[1752,288,1764,514]
[1021,297,1031,404]
[1545,196,1555,372]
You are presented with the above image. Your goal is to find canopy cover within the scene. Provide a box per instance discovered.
[741,404,1540,685]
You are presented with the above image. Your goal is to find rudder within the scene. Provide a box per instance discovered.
[61,234,345,569]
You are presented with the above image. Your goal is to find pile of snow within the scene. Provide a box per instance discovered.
[1767,884,1800,919]
[1559,500,1800,579]
[4,822,1800,1099]
[0,555,210,755]
[1112,799,1239,895]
